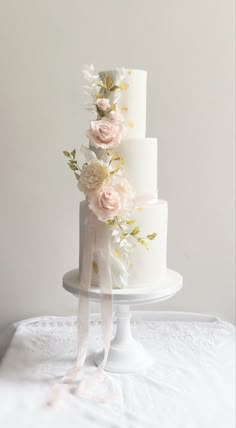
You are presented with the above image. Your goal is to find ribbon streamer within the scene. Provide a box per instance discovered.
[47,210,114,405]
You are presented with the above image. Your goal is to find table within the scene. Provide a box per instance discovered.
[0,314,234,428]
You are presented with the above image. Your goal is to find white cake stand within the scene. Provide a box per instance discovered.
[63,269,183,373]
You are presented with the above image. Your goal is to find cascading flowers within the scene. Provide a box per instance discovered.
[63,65,157,248]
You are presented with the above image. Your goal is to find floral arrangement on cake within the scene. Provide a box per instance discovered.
[63,65,157,249]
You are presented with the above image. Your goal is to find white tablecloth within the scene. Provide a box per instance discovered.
[0,313,235,428]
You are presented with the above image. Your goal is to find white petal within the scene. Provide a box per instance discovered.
[80,145,97,162]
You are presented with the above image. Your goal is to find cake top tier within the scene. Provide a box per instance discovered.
[100,69,147,138]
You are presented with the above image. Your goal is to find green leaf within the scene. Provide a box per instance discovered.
[106,76,114,90]
[71,149,76,159]
[137,238,148,249]
[147,232,157,240]
[63,151,70,157]
[96,92,104,99]
[69,163,78,171]
[126,219,136,225]
[131,226,140,236]
[110,85,120,92]
[105,219,116,225]
[96,105,105,117]
[97,80,107,89]
[110,167,121,175]
[99,72,108,80]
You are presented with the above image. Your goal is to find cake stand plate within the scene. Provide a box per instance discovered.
[63,269,183,373]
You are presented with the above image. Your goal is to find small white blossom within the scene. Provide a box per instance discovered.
[82,64,100,112]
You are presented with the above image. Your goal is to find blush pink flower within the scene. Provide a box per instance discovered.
[87,117,123,149]
[96,98,110,111]
[88,186,121,221]
[88,177,135,222]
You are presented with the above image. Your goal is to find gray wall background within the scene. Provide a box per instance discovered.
[0,0,235,344]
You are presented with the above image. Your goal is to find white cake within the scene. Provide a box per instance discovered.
[78,68,168,288]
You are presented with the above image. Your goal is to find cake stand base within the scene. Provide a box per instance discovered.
[63,269,183,373]
[94,305,152,373]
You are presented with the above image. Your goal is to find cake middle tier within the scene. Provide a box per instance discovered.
[118,137,158,196]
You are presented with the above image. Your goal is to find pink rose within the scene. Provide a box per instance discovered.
[96,98,110,111]
[88,186,121,221]
[87,117,123,149]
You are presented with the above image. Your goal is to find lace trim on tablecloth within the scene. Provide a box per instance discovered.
[8,314,234,362]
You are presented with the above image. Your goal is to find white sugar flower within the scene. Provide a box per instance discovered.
[82,64,99,84]
[82,64,100,112]
[115,67,127,83]
[78,160,109,194]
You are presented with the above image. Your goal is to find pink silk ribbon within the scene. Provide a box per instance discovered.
[74,212,113,399]
[47,210,114,405]
[135,192,158,207]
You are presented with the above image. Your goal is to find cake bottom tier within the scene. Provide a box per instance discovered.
[79,200,168,289]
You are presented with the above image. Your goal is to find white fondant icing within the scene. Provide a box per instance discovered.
[78,68,168,289]
[119,138,158,196]
[127,200,168,287]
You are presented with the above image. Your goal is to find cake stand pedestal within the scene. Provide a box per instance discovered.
[63,269,183,373]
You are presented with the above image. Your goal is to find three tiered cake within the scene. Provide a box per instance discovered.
[64,67,168,290]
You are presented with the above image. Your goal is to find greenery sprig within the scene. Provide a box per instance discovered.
[106,217,157,249]
[63,149,80,175]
